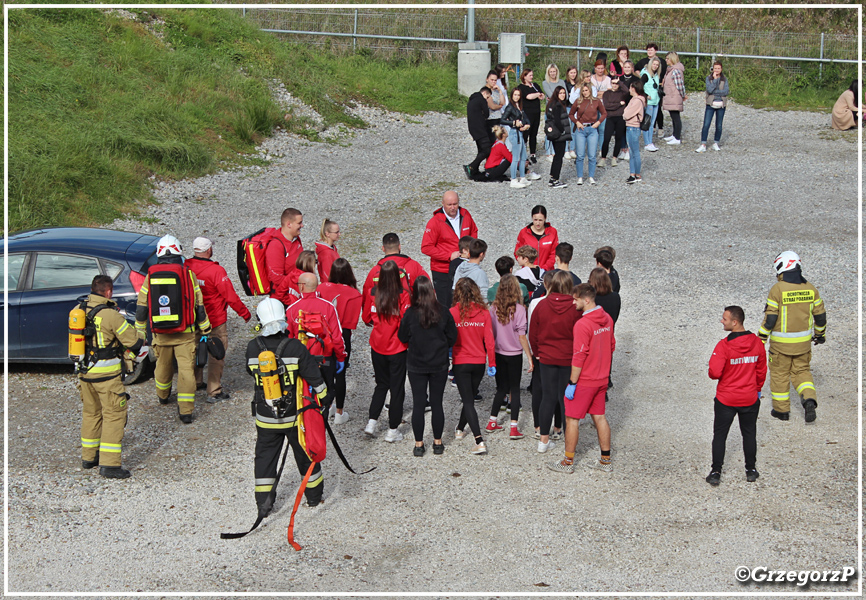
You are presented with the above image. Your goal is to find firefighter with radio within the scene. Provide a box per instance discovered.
[70,275,144,479]
[758,251,827,423]
[135,235,211,424]
[246,298,331,516]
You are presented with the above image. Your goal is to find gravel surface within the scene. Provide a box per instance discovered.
[5,91,860,596]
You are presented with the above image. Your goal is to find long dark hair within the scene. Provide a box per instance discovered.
[411,276,440,329]
[549,85,567,110]
[509,86,524,111]
[329,258,357,289]
[374,260,403,320]
[849,79,860,108]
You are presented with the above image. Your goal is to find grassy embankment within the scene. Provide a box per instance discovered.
[8,6,857,232]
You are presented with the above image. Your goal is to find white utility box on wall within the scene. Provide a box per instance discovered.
[498,33,526,64]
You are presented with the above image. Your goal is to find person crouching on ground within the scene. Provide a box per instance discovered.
[472,126,512,182]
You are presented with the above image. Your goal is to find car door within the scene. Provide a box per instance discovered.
[19,252,102,360]
[1,253,29,360]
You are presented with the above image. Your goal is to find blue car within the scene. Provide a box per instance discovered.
[3,227,159,381]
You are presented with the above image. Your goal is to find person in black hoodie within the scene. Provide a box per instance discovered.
[398,276,458,457]
[464,87,493,180]
[544,86,572,188]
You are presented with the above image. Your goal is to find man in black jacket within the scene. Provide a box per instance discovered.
[464,86,492,179]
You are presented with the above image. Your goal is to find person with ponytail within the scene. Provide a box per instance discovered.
[315,219,341,283]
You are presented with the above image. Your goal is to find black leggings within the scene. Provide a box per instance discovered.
[408,369,448,442]
[369,349,407,429]
[669,110,682,140]
[538,363,569,436]
[453,363,485,439]
[491,353,522,421]
[473,159,511,182]
[600,115,625,159]
[550,140,567,180]
[469,136,492,173]
[711,398,760,472]
[523,110,541,156]
[334,329,352,410]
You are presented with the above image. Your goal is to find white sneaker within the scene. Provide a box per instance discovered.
[333,410,350,425]
[519,177,531,186]
[526,172,541,181]
[510,179,528,189]
[537,440,556,453]
[384,428,403,443]
[454,428,466,440]
[645,143,659,152]
[712,142,721,151]
[695,144,706,153]
[569,151,577,159]
[576,177,584,186]
[470,441,488,455]
[666,138,681,145]
[364,419,377,437]
[546,155,554,163]
[329,403,336,419]
[663,135,675,142]
[588,177,596,185]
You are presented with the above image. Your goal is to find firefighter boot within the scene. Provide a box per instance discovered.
[802,398,817,423]
[82,459,99,469]
[100,466,131,479]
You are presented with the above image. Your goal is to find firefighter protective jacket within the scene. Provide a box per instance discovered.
[134,259,211,336]
[759,276,826,356]
[79,294,143,382]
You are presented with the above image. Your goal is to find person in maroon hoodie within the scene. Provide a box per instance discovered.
[362,261,411,442]
[705,306,767,486]
[549,284,615,474]
[513,205,559,271]
[317,258,363,424]
[186,237,251,403]
[529,271,579,453]
[450,278,496,455]
[362,232,429,317]
[421,191,479,309]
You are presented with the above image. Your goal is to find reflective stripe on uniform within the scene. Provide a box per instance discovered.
[813,298,823,308]
[770,330,812,344]
[177,393,195,403]
[81,437,100,448]
[155,378,172,391]
[758,325,771,337]
[255,418,297,429]
[306,471,323,488]
[771,391,790,401]
[255,484,274,492]
[255,477,276,492]
[116,321,130,335]
[766,298,779,308]
[87,358,122,374]
[796,382,815,394]
[94,316,106,348]
[311,382,326,395]
[255,412,297,424]
[100,442,121,453]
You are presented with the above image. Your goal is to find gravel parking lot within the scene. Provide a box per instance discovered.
[5,93,860,595]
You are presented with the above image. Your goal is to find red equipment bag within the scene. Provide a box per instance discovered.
[297,310,334,359]
[147,263,195,334]
[287,380,327,550]
[237,227,286,296]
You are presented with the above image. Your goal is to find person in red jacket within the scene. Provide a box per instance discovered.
[285,273,347,419]
[186,237,251,403]
[450,278,496,455]
[315,218,341,283]
[362,232,430,317]
[471,125,511,182]
[705,305,767,486]
[529,271,579,453]
[549,283,615,474]
[317,258,363,424]
[514,205,559,271]
[422,191,479,310]
[362,261,411,442]
[266,207,304,294]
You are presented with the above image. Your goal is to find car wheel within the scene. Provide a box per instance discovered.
[122,357,153,385]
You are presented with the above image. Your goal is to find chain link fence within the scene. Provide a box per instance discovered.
[240,7,859,74]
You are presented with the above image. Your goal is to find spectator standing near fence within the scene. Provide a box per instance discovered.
[464,87,493,180]
[485,70,506,146]
[662,52,687,145]
[696,61,730,153]
[609,46,630,78]
[623,80,647,184]
[544,86,572,188]
[517,69,544,164]
[569,83,607,186]
[542,64,566,162]
[640,57,663,152]
[634,42,667,134]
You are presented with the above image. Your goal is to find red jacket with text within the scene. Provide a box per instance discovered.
[421,207,479,275]
[514,223,560,271]
[450,304,496,367]
[709,331,767,407]
[285,291,347,361]
[571,306,616,388]
[185,257,251,328]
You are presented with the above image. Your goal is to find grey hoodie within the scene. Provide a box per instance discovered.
[452,261,489,299]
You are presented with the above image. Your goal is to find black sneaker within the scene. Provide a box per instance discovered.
[746,469,760,482]
[626,176,637,184]
[158,395,171,405]
[770,409,790,421]
[705,471,721,486]
[82,459,99,470]
[463,164,473,180]
[530,154,538,164]
[803,400,817,423]
[413,445,426,457]
[196,382,207,391]
[207,391,230,404]
[433,443,445,455]
[100,466,131,479]
[549,179,568,188]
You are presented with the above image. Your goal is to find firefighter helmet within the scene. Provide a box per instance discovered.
[774,251,801,275]
[156,235,183,257]
[257,298,287,336]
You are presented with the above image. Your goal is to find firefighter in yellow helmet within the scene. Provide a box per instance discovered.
[758,251,826,423]
[135,235,211,424]
[77,275,144,478]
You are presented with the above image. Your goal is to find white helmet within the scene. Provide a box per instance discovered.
[156,235,183,257]
[257,298,287,336]
[774,251,801,275]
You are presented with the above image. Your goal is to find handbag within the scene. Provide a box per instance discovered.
[640,111,652,131]
[712,99,724,108]
[544,114,563,140]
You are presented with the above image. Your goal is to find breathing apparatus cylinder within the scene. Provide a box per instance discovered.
[69,307,86,362]
[259,350,282,405]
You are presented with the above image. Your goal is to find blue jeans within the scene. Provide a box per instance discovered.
[598,118,606,147]
[701,105,726,143]
[574,126,599,178]
[626,126,641,175]
[508,128,527,180]
[569,122,578,153]
[642,104,659,146]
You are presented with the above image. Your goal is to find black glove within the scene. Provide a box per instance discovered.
[812,335,826,345]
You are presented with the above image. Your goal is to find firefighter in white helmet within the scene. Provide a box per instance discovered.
[135,235,211,424]
[758,251,826,423]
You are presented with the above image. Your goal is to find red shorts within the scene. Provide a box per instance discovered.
[564,384,607,419]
